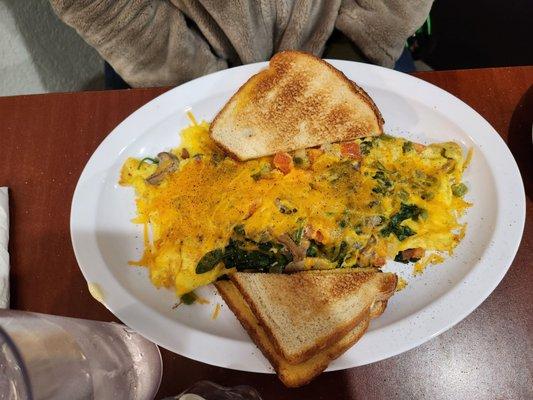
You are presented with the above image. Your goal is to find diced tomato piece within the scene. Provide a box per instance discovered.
[307,148,324,163]
[273,152,293,174]
[413,143,426,153]
[340,142,362,160]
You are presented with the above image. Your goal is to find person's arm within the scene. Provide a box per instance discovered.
[49,0,227,87]
[336,0,433,67]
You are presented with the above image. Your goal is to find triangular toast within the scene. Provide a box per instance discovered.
[210,51,384,160]
[229,270,397,364]
[216,280,370,387]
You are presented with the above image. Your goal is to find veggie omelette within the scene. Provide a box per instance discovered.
[120,116,470,298]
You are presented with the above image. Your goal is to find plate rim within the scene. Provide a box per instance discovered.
[70,59,526,373]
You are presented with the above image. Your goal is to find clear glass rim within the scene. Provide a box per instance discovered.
[0,325,33,400]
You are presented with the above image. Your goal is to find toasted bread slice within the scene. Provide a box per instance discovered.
[210,51,384,160]
[215,280,370,387]
[369,299,388,318]
[230,270,397,364]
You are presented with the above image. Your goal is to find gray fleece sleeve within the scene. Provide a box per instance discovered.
[336,0,433,67]
[49,0,227,87]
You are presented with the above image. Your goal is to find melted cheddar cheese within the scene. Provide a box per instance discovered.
[120,120,470,296]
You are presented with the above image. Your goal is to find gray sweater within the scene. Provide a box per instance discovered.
[50,0,432,87]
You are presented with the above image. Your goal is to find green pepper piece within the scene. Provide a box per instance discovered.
[181,292,197,305]
[452,183,468,197]
[137,157,159,169]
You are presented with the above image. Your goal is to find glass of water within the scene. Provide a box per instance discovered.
[0,309,162,400]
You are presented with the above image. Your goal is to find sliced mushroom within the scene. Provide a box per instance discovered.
[277,233,308,262]
[304,224,326,243]
[146,152,179,185]
[366,215,384,228]
[358,235,377,267]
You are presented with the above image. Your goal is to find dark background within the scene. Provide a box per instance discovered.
[425,0,532,69]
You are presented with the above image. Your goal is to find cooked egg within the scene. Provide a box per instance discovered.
[120,120,470,296]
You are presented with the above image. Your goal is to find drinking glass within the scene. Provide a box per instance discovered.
[0,310,162,400]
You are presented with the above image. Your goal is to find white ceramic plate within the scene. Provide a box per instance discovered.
[70,60,525,373]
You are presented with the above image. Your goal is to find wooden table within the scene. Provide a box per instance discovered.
[0,66,531,399]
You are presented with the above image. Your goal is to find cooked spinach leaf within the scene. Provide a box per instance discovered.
[402,141,413,153]
[372,169,393,195]
[196,249,224,274]
[223,239,280,272]
[291,219,305,244]
[360,140,373,155]
[257,241,273,251]
[306,241,319,257]
[380,203,424,241]
[336,241,348,266]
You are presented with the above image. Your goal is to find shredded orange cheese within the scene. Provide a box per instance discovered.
[414,253,445,275]
[211,303,222,320]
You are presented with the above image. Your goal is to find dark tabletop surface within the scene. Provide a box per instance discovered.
[0,66,531,400]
